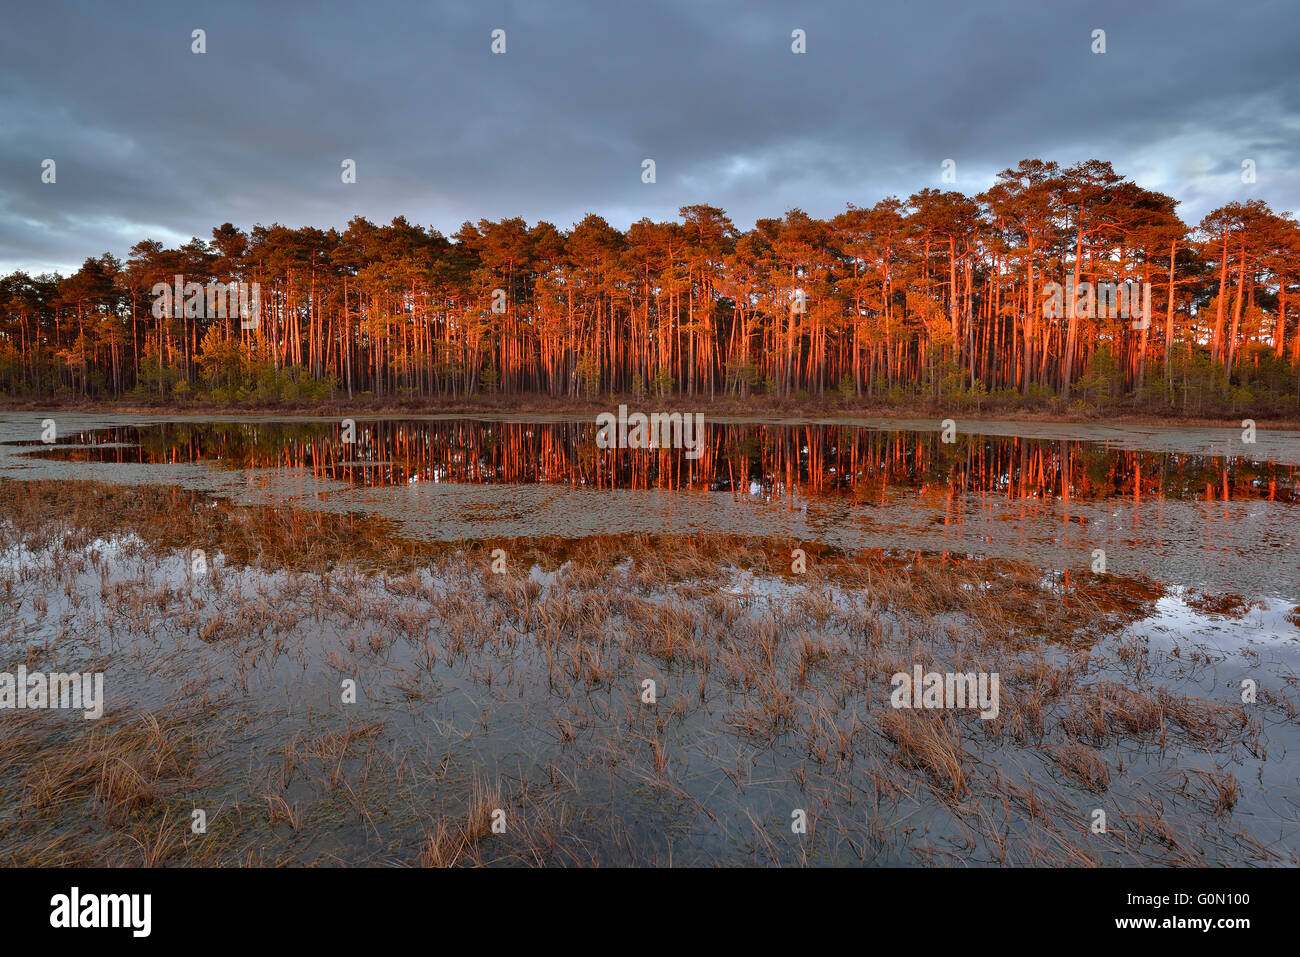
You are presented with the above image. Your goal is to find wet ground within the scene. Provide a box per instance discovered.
[4,414,1296,599]
[0,413,1296,866]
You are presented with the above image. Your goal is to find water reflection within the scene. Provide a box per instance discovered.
[29,420,1300,504]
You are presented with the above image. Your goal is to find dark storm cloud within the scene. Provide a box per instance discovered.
[1,0,1297,273]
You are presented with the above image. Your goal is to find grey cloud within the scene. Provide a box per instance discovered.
[1,0,1297,273]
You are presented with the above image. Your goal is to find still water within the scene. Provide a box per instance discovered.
[5,415,1297,600]
[1,413,1297,866]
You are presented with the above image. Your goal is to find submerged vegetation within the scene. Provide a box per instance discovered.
[1,479,1294,866]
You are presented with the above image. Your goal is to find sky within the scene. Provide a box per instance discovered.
[1,0,1297,275]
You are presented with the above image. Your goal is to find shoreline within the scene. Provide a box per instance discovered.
[3,396,1297,431]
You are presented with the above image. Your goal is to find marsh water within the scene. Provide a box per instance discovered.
[5,414,1298,599]
[1,412,1297,866]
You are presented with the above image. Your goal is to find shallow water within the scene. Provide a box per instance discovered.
[2,412,1297,866]
[3,414,1297,601]
[1,522,1293,866]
